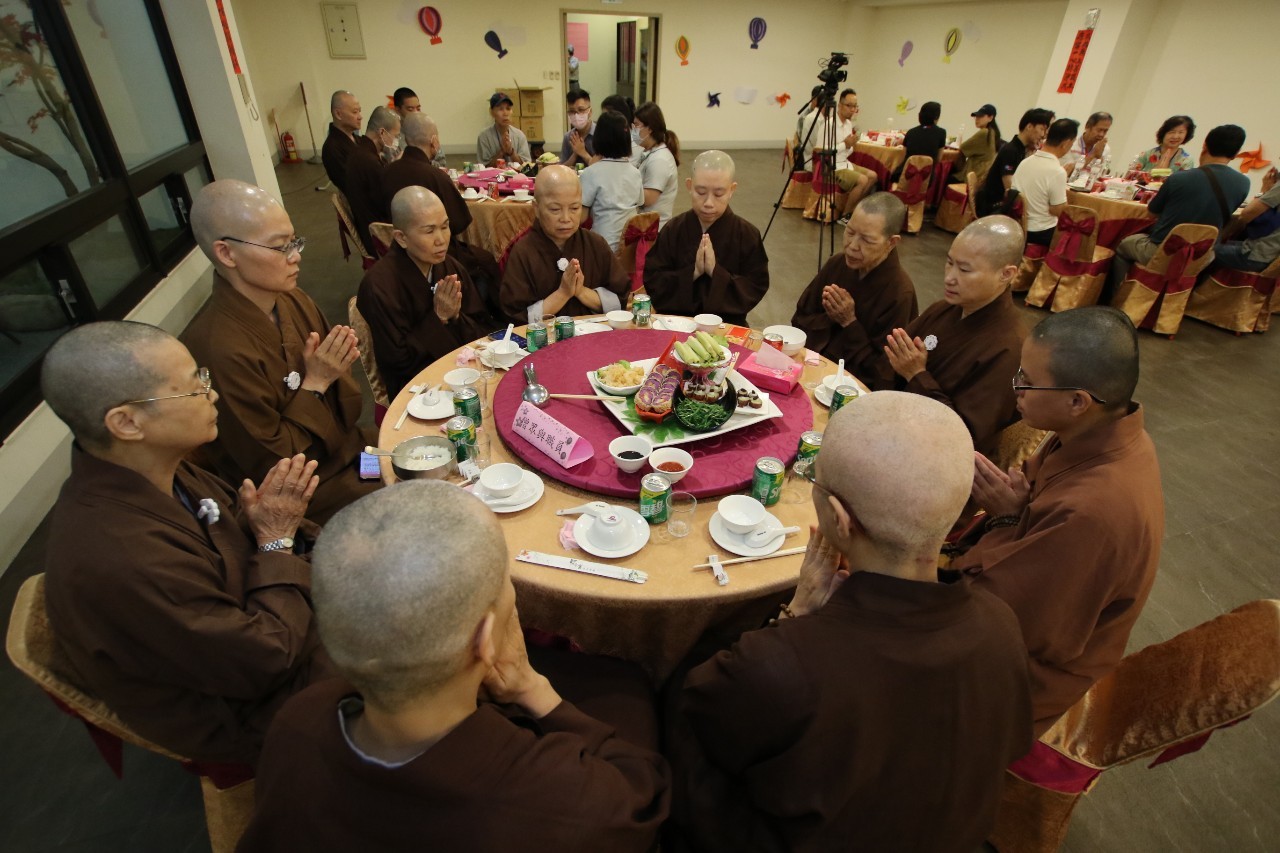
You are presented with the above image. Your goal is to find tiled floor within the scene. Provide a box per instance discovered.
[1,152,1276,851]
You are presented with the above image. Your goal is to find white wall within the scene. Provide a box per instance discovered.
[566,13,646,109]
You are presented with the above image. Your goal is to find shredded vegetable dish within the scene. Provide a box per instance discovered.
[597,360,645,388]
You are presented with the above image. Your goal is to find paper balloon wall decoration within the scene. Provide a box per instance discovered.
[748,17,767,49]
[943,27,962,63]
[417,7,442,44]
[484,30,508,59]
[898,41,913,66]
[675,35,690,66]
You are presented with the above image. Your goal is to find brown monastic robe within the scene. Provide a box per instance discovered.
[43,448,329,763]
[500,220,629,324]
[321,123,375,197]
[900,289,1026,458]
[790,248,918,390]
[357,245,494,398]
[181,276,378,525]
[642,208,770,327]
[669,572,1032,853]
[345,143,385,256]
[954,405,1164,735]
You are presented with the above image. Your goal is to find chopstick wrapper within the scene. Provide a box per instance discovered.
[512,401,594,468]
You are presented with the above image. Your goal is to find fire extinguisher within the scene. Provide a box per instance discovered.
[281,132,301,164]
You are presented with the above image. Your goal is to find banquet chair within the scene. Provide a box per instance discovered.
[618,211,661,293]
[368,221,395,258]
[890,154,934,235]
[934,171,976,234]
[1184,255,1280,335]
[331,191,376,271]
[1110,223,1218,337]
[5,574,256,853]
[988,598,1280,853]
[1008,199,1045,295]
[993,420,1050,473]
[782,169,813,209]
[1025,206,1115,312]
[347,297,390,418]
[803,151,848,224]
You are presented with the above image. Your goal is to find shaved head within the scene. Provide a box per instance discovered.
[390,185,444,232]
[692,149,735,180]
[314,481,508,710]
[330,90,361,134]
[330,90,355,113]
[957,216,1025,270]
[190,179,286,262]
[401,112,439,148]
[535,165,583,245]
[1031,306,1138,411]
[535,164,580,198]
[366,105,400,136]
[819,392,973,563]
[41,321,174,450]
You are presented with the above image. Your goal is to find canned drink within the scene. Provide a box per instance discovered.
[751,457,785,507]
[830,384,859,416]
[444,415,476,462]
[452,386,482,426]
[462,161,473,173]
[639,473,672,524]
[797,430,823,461]
[495,158,507,169]
[487,181,499,199]
[555,316,575,341]
[632,294,652,328]
[763,333,785,351]
[526,322,548,352]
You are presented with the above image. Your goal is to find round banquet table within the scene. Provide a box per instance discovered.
[1067,190,1156,250]
[378,322,854,681]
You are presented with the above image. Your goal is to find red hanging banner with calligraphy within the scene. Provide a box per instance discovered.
[1057,29,1093,94]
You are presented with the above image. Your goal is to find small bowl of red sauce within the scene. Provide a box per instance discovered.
[648,447,694,484]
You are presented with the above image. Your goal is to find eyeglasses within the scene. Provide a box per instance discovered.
[121,367,213,405]
[1011,367,1107,405]
[220,235,306,259]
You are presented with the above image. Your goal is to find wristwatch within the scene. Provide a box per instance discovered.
[258,537,295,553]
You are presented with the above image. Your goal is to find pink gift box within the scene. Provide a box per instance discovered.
[738,351,802,393]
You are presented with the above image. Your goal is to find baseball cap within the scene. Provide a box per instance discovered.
[971,104,997,117]
[489,92,514,109]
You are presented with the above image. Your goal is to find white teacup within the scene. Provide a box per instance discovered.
[588,509,633,550]
[443,367,480,392]
[462,188,480,200]
[512,189,531,201]
[822,374,858,396]
[694,313,722,333]
[718,495,767,535]
[479,463,523,498]
[489,340,519,366]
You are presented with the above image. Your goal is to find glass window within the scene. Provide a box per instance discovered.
[0,260,73,398]
[184,163,212,198]
[64,0,188,168]
[138,183,184,255]
[68,216,146,307]
[0,2,103,231]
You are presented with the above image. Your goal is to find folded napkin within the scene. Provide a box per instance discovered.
[558,520,580,550]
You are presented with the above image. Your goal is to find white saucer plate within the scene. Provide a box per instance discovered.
[573,321,612,335]
[654,316,698,333]
[471,469,544,513]
[573,505,652,558]
[408,389,456,420]
[480,346,529,370]
[709,510,785,557]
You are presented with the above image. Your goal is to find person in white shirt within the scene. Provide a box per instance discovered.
[806,89,875,223]
[633,102,680,228]
[1060,111,1113,176]
[1014,118,1079,247]
[580,111,645,252]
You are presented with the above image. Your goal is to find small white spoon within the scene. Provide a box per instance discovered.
[744,525,802,548]
[556,501,611,518]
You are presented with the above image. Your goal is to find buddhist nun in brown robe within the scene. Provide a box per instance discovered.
[884,215,1027,459]
[667,392,1031,853]
[239,482,670,852]
[40,322,331,763]
[345,106,401,257]
[643,150,770,326]
[357,188,495,398]
[791,192,918,390]
[500,164,630,324]
[182,179,378,525]
[954,307,1164,736]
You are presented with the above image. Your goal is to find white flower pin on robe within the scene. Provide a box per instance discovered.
[923,334,938,352]
[284,371,301,390]
[197,498,221,524]
[557,258,569,272]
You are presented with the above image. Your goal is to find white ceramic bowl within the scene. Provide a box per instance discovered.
[659,316,698,333]
[606,310,633,330]
[462,188,481,200]
[718,495,767,535]
[512,189,531,201]
[694,313,722,332]
[648,447,694,484]
[595,361,648,396]
[587,509,633,550]
[478,463,523,498]
[823,374,859,395]
[443,367,480,392]
[608,436,652,474]
[762,324,808,356]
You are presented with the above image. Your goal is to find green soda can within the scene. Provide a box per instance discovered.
[797,430,822,462]
[526,321,548,351]
[829,384,859,416]
[639,473,672,524]
[751,457,785,507]
[632,293,652,328]
[555,316,576,341]
[452,386,482,426]
[444,415,476,462]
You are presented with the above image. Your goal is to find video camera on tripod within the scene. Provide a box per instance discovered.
[817,52,849,97]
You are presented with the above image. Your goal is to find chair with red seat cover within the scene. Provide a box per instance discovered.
[331,191,376,271]
[1026,205,1115,312]
[1110,223,1218,336]
[618,211,661,294]
[890,154,934,235]
[802,151,849,224]
[935,170,977,234]
[1184,255,1280,334]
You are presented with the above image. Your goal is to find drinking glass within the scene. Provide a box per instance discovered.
[781,457,815,504]
[541,313,557,344]
[667,491,697,538]
[457,428,491,480]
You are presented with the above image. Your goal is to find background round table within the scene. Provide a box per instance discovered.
[378,321,852,681]
[1067,190,1156,249]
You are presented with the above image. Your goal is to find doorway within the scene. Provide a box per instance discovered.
[562,11,660,110]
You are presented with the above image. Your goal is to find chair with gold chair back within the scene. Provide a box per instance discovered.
[346,297,390,422]
[1110,223,1218,337]
[331,191,376,271]
[988,598,1280,853]
[890,154,934,235]
[1184,255,1280,335]
[367,222,396,259]
[5,574,256,853]
[1026,206,1116,312]
[802,150,849,225]
[618,211,661,294]
[935,171,976,234]
[1005,194,1046,294]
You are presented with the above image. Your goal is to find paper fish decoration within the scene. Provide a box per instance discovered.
[1237,145,1272,173]
[896,97,913,115]
[707,92,721,108]
[484,30,507,59]
[417,7,442,44]
[775,92,791,108]
[676,35,690,66]
[898,41,913,67]
[748,17,767,49]
[943,28,962,63]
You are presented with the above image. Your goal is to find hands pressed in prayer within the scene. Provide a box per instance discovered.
[971,452,1031,518]
[787,527,850,618]
[434,274,463,324]
[843,131,858,149]
[301,325,360,393]
[884,328,927,381]
[569,130,589,160]
[240,453,319,547]
[482,606,562,718]
[559,259,584,297]
[821,285,857,327]
[693,234,717,278]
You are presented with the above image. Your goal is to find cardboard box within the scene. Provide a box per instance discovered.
[519,116,544,141]
[519,89,544,117]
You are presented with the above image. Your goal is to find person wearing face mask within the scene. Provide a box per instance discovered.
[643,150,769,326]
[477,92,531,167]
[561,89,597,168]
[632,102,681,228]
[345,106,402,257]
